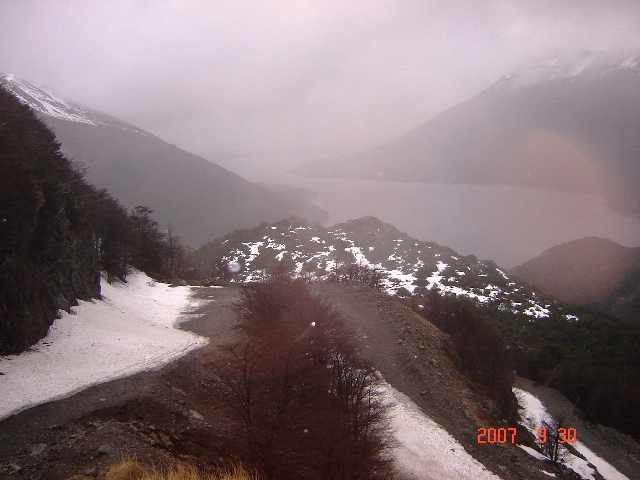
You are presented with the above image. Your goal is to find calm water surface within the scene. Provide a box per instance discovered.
[283,175,640,268]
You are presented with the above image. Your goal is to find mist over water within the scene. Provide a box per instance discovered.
[278,173,640,269]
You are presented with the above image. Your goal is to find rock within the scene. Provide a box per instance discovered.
[29,443,47,456]
[436,371,444,379]
[97,444,116,456]
[420,389,428,396]
[158,432,174,447]
[171,387,186,396]
[84,468,98,477]
[429,358,439,368]
[53,294,71,312]
[498,465,507,474]
[189,410,205,421]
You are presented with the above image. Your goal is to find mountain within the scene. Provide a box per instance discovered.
[0,75,325,248]
[294,52,640,216]
[192,215,581,321]
[509,236,640,323]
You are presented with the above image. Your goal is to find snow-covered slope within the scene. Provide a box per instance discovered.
[0,74,141,133]
[382,381,500,479]
[496,51,640,90]
[0,271,208,421]
[194,216,578,321]
[514,387,630,480]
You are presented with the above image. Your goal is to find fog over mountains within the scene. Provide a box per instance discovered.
[0,75,326,248]
[295,52,640,217]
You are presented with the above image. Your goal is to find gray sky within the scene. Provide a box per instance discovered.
[1,0,639,157]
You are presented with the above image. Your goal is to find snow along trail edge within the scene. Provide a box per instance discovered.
[0,270,209,421]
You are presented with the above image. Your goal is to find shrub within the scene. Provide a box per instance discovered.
[103,459,261,480]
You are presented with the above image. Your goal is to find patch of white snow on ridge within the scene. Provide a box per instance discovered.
[0,270,208,421]
[384,270,417,294]
[2,75,97,125]
[242,241,264,263]
[572,442,630,480]
[522,303,551,319]
[381,381,500,479]
[517,445,547,461]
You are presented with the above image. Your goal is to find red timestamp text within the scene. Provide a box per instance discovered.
[477,427,517,444]
[536,427,578,445]
[477,427,578,445]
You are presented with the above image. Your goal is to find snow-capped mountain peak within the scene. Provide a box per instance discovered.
[496,50,640,90]
[0,74,140,133]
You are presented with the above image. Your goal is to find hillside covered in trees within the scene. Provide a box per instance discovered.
[509,237,640,324]
[0,87,188,355]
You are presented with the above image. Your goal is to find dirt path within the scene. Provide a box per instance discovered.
[2,283,636,480]
[0,286,243,479]
[311,283,552,480]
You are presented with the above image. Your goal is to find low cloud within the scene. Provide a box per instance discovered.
[1,0,639,155]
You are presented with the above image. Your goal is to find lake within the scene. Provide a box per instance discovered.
[281,175,640,268]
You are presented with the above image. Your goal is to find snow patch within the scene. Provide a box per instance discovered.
[0,270,208,421]
[381,381,500,479]
[513,388,629,480]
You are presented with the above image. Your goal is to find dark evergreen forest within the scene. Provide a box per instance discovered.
[0,88,188,354]
[404,291,640,441]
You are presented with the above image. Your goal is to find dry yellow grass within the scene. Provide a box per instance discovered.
[104,459,261,480]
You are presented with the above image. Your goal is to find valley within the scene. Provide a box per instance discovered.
[2,20,640,478]
[1,281,637,479]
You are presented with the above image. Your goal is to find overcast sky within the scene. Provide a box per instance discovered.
[1,1,639,157]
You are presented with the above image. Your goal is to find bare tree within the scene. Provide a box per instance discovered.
[203,275,394,479]
[540,415,569,464]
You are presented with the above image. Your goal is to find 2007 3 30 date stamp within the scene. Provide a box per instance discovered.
[477,427,578,444]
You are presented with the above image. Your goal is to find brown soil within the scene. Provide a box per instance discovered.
[1,283,634,479]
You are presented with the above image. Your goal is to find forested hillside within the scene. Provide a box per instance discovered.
[510,237,640,324]
[0,87,187,354]
[0,75,327,249]
[0,87,100,353]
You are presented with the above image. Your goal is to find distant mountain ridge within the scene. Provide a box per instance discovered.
[294,52,640,216]
[0,75,325,248]
[509,237,640,323]
[193,215,581,321]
